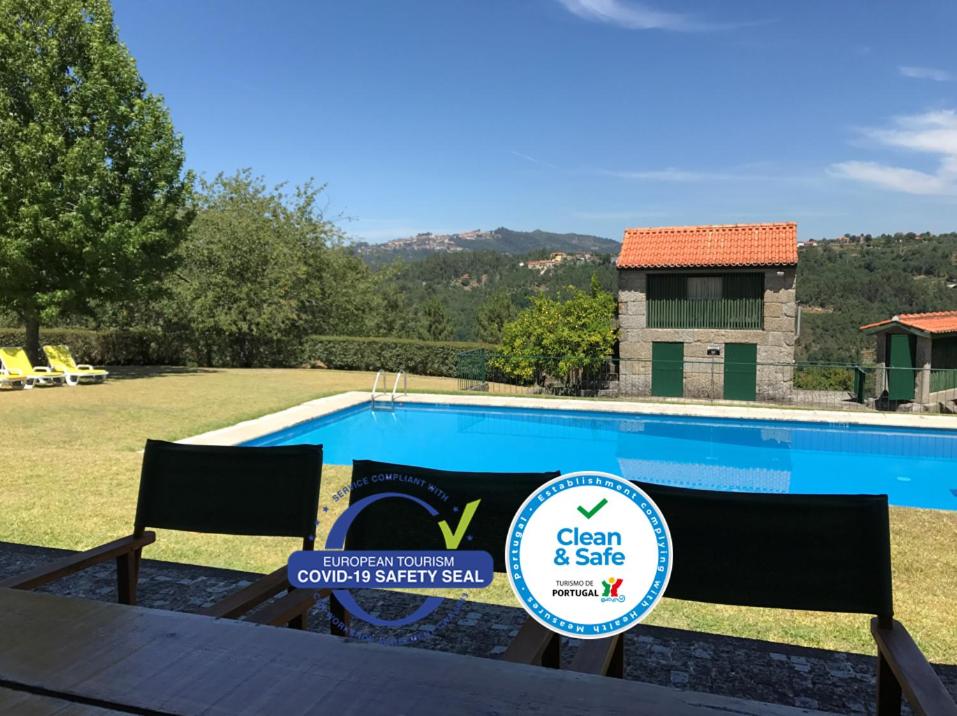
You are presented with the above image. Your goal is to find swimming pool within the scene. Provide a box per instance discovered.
[244,402,957,511]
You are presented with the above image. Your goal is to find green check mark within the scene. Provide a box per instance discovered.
[577,498,608,520]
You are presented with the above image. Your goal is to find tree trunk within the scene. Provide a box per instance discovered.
[23,310,41,363]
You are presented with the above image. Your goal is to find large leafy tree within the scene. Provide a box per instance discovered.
[169,170,377,367]
[0,0,191,357]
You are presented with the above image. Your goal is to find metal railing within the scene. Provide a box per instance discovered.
[371,369,384,406]
[372,369,407,409]
[391,370,407,405]
[455,349,957,413]
[647,297,764,330]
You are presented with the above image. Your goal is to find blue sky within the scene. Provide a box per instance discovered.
[113,0,957,242]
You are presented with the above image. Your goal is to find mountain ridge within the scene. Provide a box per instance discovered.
[352,226,619,263]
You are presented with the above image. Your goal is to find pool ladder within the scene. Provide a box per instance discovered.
[371,370,407,410]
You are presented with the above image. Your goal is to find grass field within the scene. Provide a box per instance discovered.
[1,367,955,662]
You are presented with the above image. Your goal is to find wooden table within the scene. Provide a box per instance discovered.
[0,686,127,714]
[0,589,831,715]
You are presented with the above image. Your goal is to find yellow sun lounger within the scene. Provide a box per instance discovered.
[0,346,65,388]
[0,372,27,390]
[43,344,109,386]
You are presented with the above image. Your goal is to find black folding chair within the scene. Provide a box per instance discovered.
[576,483,957,716]
[327,460,574,668]
[1,439,324,628]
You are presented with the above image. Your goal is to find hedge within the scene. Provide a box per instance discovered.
[0,327,186,365]
[300,335,498,377]
[0,328,499,376]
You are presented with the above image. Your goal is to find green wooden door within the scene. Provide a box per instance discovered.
[887,334,915,401]
[652,342,684,397]
[724,343,757,401]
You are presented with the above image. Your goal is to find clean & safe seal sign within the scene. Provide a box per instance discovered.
[505,471,673,639]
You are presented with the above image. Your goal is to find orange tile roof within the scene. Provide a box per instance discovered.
[616,222,798,269]
[859,311,957,335]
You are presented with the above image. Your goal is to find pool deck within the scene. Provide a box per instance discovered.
[180,390,957,446]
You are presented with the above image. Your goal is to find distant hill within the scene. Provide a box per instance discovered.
[354,224,956,356]
[353,227,619,265]
[363,228,956,350]
[796,231,957,362]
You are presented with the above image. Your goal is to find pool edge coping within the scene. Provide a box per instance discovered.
[178,391,371,446]
[179,390,957,446]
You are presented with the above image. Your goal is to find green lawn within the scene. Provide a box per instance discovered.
[1,367,954,662]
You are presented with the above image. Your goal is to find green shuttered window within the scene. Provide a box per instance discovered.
[647,273,764,329]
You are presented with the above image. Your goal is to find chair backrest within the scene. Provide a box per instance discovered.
[0,347,33,373]
[635,481,893,619]
[43,345,77,372]
[344,460,560,573]
[134,440,323,545]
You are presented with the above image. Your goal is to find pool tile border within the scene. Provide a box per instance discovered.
[180,390,957,446]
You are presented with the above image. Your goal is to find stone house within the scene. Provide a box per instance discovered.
[859,311,957,410]
[617,222,799,400]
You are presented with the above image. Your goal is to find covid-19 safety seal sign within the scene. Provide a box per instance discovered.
[505,471,673,639]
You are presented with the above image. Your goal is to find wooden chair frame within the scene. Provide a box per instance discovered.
[0,440,323,629]
[574,482,955,716]
[871,616,957,716]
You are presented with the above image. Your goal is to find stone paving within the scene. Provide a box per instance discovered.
[3,541,955,715]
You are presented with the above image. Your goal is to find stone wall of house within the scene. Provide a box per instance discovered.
[618,268,797,400]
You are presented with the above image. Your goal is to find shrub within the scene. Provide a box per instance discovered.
[0,328,497,375]
[793,365,856,392]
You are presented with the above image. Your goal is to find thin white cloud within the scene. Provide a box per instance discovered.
[828,162,956,196]
[510,150,561,170]
[601,168,741,182]
[513,155,800,185]
[865,110,957,155]
[829,109,957,196]
[899,66,953,82]
[556,0,689,30]
[554,0,762,32]
[597,165,802,183]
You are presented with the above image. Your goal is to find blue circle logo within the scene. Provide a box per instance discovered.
[505,471,673,639]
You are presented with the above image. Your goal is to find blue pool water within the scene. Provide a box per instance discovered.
[245,402,957,510]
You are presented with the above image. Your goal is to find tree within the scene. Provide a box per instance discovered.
[418,296,454,342]
[476,291,515,344]
[492,287,617,388]
[168,170,377,366]
[367,267,423,339]
[0,0,192,357]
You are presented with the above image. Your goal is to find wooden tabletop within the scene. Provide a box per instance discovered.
[0,589,832,716]
[0,686,127,715]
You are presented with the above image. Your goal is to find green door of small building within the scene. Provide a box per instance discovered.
[724,343,757,401]
[652,342,684,397]
[887,334,916,401]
